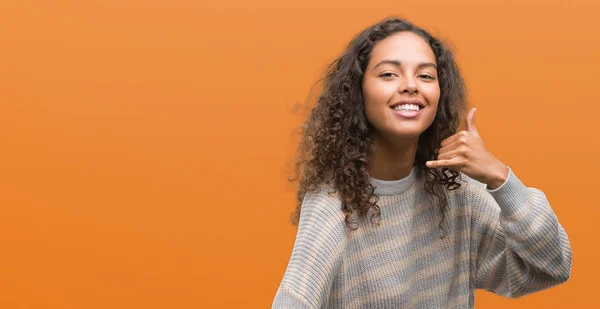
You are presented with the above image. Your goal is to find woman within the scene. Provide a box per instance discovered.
[272,17,572,308]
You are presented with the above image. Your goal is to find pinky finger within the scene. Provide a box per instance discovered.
[426,159,459,169]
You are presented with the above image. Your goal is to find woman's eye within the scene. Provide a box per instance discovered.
[418,74,435,80]
[379,73,397,78]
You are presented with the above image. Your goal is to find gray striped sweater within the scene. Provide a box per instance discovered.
[272,166,572,308]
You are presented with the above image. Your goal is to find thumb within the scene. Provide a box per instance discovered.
[466,107,480,137]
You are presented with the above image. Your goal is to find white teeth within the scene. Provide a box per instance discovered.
[393,104,420,111]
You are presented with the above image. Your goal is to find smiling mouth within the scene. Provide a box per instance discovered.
[390,104,422,112]
[389,100,425,111]
[389,104,424,119]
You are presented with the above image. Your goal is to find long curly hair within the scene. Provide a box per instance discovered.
[289,17,468,232]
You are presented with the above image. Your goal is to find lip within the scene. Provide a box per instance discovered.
[389,100,425,119]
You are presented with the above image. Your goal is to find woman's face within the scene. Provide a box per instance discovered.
[362,31,440,140]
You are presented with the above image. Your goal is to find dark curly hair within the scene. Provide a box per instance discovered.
[288,17,468,233]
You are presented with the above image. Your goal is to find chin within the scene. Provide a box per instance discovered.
[383,128,424,140]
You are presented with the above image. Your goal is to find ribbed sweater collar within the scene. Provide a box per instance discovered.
[369,166,418,196]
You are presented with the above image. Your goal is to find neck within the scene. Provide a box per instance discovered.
[369,132,419,181]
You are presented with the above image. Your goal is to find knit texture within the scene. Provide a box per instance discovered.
[272,167,572,308]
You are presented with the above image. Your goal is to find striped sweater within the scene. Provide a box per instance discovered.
[272,166,572,308]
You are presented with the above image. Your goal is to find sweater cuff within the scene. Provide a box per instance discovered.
[486,166,530,217]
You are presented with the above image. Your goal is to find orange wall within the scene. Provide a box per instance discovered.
[1,0,598,308]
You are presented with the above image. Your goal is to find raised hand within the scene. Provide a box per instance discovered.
[425,108,509,189]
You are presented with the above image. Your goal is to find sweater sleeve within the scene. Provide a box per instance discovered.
[272,188,347,309]
[469,166,572,298]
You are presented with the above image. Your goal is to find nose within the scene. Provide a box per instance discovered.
[398,76,418,94]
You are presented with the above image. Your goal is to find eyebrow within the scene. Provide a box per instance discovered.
[372,59,437,71]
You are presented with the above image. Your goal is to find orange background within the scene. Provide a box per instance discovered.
[1,0,598,308]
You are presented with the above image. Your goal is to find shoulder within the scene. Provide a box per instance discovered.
[299,184,347,230]
[457,172,490,198]
[435,171,489,204]
[447,172,501,223]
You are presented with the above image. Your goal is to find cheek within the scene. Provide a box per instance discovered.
[363,81,396,107]
[363,83,392,124]
[424,84,441,105]
[426,89,441,127]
